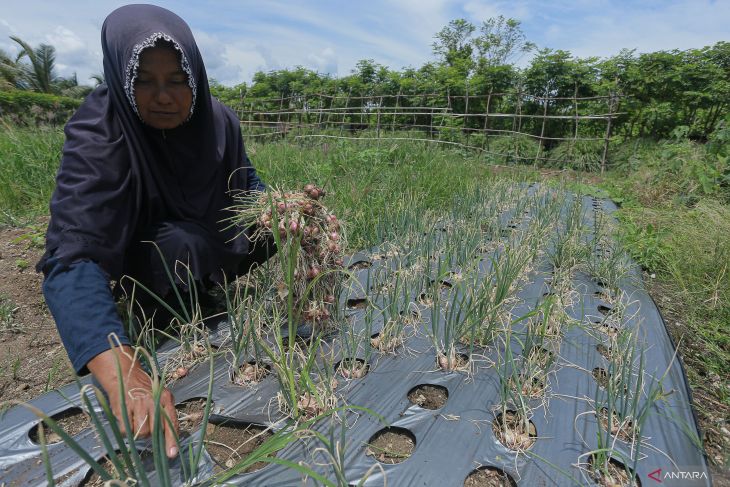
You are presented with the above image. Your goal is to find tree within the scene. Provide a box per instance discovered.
[432,19,475,72]
[10,36,60,93]
[0,48,20,90]
[474,16,535,67]
[89,73,105,86]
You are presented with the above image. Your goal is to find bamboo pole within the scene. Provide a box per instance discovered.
[317,93,324,128]
[277,93,284,138]
[339,87,351,137]
[534,93,549,167]
[464,81,470,146]
[601,91,616,175]
[483,89,492,152]
[568,82,578,165]
[392,88,401,132]
[376,95,383,139]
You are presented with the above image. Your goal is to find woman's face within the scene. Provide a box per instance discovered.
[134,45,193,129]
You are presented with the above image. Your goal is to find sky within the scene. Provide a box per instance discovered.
[1,1,728,87]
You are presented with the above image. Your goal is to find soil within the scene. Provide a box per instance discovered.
[345,298,368,309]
[79,450,153,487]
[592,367,610,389]
[596,344,612,360]
[348,260,372,271]
[204,421,273,472]
[177,397,213,434]
[407,384,448,409]
[366,427,415,464]
[231,361,270,386]
[492,411,537,451]
[28,407,91,444]
[0,221,76,405]
[463,466,517,487]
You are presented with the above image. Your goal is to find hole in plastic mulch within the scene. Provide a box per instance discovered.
[366,426,416,464]
[205,419,274,473]
[492,411,537,451]
[588,456,642,487]
[437,352,470,371]
[407,384,448,409]
[463,465,518,487]
[346,298,368,309]
[597,304,614,315]
[348,260,372,271]
[336,358,369,379]
[596,344,611,360]
[79,449,153,486]
[177,397,215,434]
[231,361,271,386]
[592,367,610,389]
[28,407,90,445]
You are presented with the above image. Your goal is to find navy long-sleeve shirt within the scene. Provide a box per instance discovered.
[43,165,265,375]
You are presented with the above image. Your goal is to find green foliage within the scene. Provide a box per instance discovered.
[0,124,64,225]
[548,140,604,171]
[617,220,669,273]
[487,134,540,164]
[607,137,729,203]
[659,140,729,202]
[2,36,90,98]
[0,294,18,330]
[0,90,80,124]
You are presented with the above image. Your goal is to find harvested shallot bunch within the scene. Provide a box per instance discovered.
[227,184,346,330]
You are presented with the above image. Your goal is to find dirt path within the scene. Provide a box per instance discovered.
[0,220,75,403]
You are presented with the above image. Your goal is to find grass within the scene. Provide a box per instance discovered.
[591,148,730,376]
[0,122,63,226]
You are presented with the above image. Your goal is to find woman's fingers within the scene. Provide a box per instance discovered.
[131,392,151,438]
[112,403,127,435]
[161,389,180,458]
[89,347,180,457]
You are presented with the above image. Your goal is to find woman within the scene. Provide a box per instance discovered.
[38,4,269,458]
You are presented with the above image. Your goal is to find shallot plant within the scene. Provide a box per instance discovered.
[494,327,536,452]
[17,338,217,486]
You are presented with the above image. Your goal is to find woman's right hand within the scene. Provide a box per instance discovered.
[87,345,180,458]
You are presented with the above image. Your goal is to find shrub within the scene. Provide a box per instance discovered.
[0,89,80,125]
[486,134,540,165]
[547,140,604,171]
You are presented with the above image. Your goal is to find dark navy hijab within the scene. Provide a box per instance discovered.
[39,4,251,280]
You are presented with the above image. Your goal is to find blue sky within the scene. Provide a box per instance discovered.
[1,1,728,86]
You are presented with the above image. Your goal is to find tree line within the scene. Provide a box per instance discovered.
[2,17,729,140]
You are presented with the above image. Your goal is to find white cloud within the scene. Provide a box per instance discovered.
[306,47,338,76]
[192,29,243,85]
[463,1,502,22]
[0,0,728,89]
[45,26,85,53]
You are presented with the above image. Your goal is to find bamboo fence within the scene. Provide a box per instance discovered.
[236,91,624,173]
